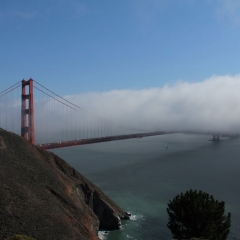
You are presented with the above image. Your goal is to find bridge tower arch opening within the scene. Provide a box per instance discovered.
[21,79,34,144]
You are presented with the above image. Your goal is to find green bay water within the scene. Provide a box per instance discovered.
[51,133,240,240]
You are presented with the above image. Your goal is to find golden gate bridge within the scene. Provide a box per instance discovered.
[0,79,168,149]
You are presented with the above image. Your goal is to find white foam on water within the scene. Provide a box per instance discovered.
[130,214,144,221]
[98,231,109,240]
[126,234,135,239]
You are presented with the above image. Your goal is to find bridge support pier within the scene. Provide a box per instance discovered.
[212,135,220,142]
[21,79,34,144]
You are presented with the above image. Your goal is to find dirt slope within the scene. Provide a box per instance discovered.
[0,128,130,240]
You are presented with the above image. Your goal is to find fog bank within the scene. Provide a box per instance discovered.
[66,74,240,134]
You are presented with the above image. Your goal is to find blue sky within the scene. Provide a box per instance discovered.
[1,0,240,95]
[2,1,240,133]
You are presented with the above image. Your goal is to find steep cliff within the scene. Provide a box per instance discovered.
[0,128,130,240]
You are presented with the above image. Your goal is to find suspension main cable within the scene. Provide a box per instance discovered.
[34,80,115,123]
[0,81,22,95]
[0,83,22,98]
[34,80,146,133]
[33,86,77,111]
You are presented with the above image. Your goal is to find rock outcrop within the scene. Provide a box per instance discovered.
[0,128,130,240]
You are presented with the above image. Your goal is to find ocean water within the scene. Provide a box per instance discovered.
[51,133,240,240]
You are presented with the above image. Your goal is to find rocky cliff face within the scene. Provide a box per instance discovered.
[0,128,130,240]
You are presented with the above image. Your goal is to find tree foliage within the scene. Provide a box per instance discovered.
[167,189,231,240]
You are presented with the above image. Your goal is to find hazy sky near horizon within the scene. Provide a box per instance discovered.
[1,0,240,132]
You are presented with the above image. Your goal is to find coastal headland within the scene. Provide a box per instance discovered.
[0,128,130,240]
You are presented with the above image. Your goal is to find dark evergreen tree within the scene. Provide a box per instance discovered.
[167,189,231,240]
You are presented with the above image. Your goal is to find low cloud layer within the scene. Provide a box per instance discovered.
[67,74,240,134]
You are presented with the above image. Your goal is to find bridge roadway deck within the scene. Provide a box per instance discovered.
[37,131,173,150]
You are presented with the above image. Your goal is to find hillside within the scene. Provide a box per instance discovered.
[0,128,130,240]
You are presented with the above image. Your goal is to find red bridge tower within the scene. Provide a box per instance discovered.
[21,79,34,144]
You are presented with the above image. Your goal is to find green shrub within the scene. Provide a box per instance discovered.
[167,189,231,240]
